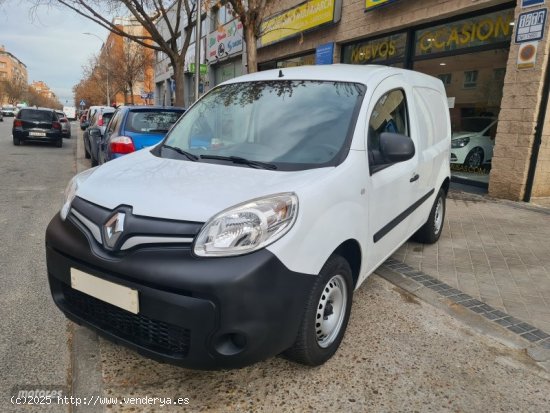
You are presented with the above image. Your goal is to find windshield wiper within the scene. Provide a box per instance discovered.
[200,155,277,170]
[161,144,199,161]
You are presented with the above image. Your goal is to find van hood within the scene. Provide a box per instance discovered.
[76,148,334,222]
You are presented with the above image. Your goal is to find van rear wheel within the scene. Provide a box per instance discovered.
[284,255,353,366]
[412,188,446,244]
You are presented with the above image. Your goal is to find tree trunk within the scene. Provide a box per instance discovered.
[244,24,258,74]
[129,82,135,105]
[173,59,186,107]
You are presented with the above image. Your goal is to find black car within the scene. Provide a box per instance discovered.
[13,108,63,147]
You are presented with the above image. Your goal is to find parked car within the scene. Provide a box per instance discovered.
[13,107,63,147]
[79,109,89,131]
[98,106,185,164]
[450,117,497,168]
[83,107,116,166]
[56,111,71,139]
[2,105,17,117]
[46,65,450,369]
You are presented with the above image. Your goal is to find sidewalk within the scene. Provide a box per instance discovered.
[391,190,550,334]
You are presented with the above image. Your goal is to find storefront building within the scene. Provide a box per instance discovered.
[249,0,550,201]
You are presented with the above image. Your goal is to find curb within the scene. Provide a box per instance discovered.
[72,123,104,412]
[377,258,550,373]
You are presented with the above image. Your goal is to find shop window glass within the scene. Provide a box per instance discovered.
[437,73,452,85]
[413,48,508,187]
[463,70,478,88]
[494,67,506,81]
[415,9,514,56]
[342,33,407,65]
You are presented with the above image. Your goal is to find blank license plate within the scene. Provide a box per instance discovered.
[70,268,139,314]
[29,131,46,137]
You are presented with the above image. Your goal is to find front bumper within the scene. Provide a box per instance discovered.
[45,213,314,369]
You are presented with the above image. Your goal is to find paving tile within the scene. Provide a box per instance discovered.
[480,296,504,310]
[390,193,550,339]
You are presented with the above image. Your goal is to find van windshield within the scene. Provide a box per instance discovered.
[159,80,365,171]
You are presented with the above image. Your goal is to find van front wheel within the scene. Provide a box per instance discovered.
[412,188,446,244]
[284,255,353,366]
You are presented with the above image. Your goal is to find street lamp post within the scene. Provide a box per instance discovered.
[83,32,111,106]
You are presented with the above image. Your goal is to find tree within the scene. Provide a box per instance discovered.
[220,0,273,73]
[33,0,203,106]
[80,52,120,106]
[25,86,62,108]
[111,37,155,105]
[4,79,26,105]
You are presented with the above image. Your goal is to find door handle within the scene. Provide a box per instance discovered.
[410,173,420,183]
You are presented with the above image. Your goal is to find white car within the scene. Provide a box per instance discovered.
[450,117,497,168]
[2,105,17,117]
[45,65,451,369]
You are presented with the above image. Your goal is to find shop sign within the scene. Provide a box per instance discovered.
[522,0,545,8]
[316,42,334,64]
[415,9,514,56]
[365,0,399,12]
[207,19,243,60]
[515,9,547,43]
[189,63,208,75]
[342,33,407,64]
[184,42,204,73]
[260,0,341,47]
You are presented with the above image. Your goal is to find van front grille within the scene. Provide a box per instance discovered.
[62,284,190,357]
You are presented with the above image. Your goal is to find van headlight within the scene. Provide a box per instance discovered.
[193,193,298,257]
[60,167,98,221]
[451,137,470,148]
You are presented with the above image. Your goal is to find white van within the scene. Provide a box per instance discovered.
[63,106,77,121]
[46,65,451,369]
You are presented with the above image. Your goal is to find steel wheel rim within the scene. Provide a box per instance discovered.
[316,274,348,348]
[434,197,444,235]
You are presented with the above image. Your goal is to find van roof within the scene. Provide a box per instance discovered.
[222,64,441,89]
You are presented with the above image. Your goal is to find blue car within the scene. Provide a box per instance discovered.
[98,106,185,164]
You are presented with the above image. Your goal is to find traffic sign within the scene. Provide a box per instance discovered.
[79,99,86,107]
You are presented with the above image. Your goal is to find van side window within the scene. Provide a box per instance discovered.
[368,89,409,173]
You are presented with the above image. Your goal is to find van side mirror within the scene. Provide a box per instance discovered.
[380,132,415,163]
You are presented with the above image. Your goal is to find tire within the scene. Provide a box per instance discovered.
[412,188,446,244]
[84,139,91,158]
[13,136,20,146]
[56,139,63,148]
[464,147,484,169]
[284,255,353,366]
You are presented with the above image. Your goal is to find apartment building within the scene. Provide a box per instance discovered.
[0,45,28,105]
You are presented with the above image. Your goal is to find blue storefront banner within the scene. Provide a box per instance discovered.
[522,0,545,8]
[316,42,334,65]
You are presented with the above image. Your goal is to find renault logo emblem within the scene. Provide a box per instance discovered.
[102,212,126,250]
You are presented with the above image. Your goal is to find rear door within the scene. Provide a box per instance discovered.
[123,110,183,149]
[364,75,421,272]
[19,110,55,136]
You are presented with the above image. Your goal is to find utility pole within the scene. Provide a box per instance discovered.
[194,0,202,102]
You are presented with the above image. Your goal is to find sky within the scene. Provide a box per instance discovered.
[0,0,109,105]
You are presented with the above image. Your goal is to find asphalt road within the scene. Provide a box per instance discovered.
[0,117,75,412]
